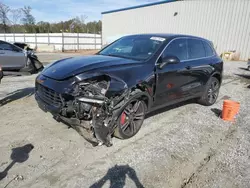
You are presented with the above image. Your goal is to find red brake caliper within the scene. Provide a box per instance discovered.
[120,112,126,125]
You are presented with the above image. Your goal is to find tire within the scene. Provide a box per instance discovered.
[198,77,220,106]
[114,95,147,139]
[248,66,250,71]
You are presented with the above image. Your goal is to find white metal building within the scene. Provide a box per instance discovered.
[102,0,250,60]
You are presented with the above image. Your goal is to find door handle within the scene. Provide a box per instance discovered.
[185,66,191,70]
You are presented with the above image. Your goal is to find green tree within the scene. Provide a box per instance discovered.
[0,3,10,33]
[9,8,22,33]
[21,6,35,33]
[37,21,50,33]
[75,15,88,32]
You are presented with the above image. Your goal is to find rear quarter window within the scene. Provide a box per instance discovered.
[203,41,215,57]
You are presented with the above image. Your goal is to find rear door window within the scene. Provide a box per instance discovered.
[188,39,206,59]
[163,38,188,61]
[203,41,214,57]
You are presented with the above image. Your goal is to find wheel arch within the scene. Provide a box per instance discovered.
[132,86,153,112]
[211,72,222,84]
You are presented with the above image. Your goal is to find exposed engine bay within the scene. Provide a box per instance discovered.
[46,76,133,147]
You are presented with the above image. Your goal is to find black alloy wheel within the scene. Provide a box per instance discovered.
[199,77,220,106]
[114,99,146,139]
[207,78,220,104]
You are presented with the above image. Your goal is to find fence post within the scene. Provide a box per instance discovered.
[94,33,97,50]
[48,33,50,45]
[24,34,26,43]
[13,33,15,42]
[4,33,6,41]
[101,32,103,49]
[35,33,37,49]
[77,32,79,51]
[62,32,64,52]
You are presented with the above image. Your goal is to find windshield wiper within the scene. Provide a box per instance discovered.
[105,53,140,61]
[106,54,124,58]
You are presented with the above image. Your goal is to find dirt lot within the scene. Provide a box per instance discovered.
[0,53,250,188]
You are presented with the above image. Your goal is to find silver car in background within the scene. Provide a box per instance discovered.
[0,40,43,73]
[248,59,250,71]
[0,66,3,83]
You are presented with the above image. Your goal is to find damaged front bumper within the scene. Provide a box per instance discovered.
[35,74,129,147]
[35,93,62,114]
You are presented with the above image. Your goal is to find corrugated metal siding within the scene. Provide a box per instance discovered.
[102,0,250,60]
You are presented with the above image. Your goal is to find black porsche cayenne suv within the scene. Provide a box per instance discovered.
[35,34,223,146]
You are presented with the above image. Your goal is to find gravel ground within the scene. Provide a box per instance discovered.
[0,54,249,188]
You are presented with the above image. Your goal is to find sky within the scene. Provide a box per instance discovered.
[3,0,164,23]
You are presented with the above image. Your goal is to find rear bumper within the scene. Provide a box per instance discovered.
[35,93,61,114]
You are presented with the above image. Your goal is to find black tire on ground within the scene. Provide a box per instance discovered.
[198,77,220,106]
[114,93,147,140]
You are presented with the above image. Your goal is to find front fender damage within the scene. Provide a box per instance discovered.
[90,86,131,147]
[60,74,132,147]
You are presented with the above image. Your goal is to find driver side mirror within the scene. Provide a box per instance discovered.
[157,56,180,69]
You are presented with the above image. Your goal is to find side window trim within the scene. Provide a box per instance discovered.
[155,37,216,65]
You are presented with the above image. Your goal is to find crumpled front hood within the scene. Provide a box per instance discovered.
[42,55,140,80]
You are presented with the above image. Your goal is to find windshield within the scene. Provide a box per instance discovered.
[99,36,166,60]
